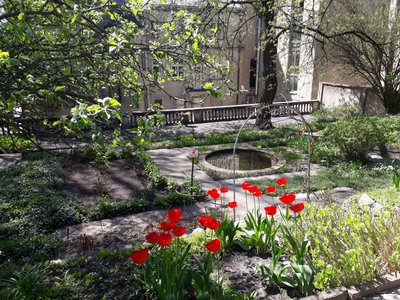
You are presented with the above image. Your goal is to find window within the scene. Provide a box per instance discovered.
[153,63,160,74]
[249,59,257,88]
[154,99,163,106]
[287,2,303,92]
[172,65,184,80]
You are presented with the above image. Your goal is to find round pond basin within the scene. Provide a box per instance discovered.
[200,147,286,179]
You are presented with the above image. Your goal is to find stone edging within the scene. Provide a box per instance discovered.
[299,272,400,300]
[199,146,286,180]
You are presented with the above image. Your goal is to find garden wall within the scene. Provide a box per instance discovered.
[318,82,386,115]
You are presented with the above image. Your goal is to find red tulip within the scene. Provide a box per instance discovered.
[252,189,263,197]
[198,215,211,228]
[242,182,251,191]
[207,188,220,199]
[157,233,173,246]
[289,203,305,213]
[130,248,149,264]
[264,205,277,216]
[279,192,296,205]
[205,239,221,253]
[248,185,259,194]
[172,226,187,237]
[266,186,276,194]
[167,208,181,223]
[227,201,237,209]
[220,187,229,193]
[208,218,221,230]
[145,232,159,244]
[160,221,176,231]
[276,178,288,187]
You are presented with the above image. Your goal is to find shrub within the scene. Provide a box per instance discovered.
[325,116,383,161]
[313,104,361,123]
[136,150,167,190]
[0,135,35,153]
[290,203,400,289]
[97,197,150,218]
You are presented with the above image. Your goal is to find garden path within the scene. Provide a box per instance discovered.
[0,153,22,170]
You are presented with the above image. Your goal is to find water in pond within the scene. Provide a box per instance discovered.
[206,149,273,170]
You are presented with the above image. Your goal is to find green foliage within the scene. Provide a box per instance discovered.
[136,150,168,190]
[312,104,361,123]
[251,162,393,193]
[0,135,35,153]
[151,126,299,150]
[0,153,86,262]
[97,197,150,218]
[290,203,400,289]
[0,264,51,300]
[325,116,383,161]
[241,211,280,255]
[71,144,117,164]
[214,212,241,252]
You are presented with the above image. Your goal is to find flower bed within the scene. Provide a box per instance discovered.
[128,178,400,299]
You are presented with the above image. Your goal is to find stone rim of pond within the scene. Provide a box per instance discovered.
[199,146,286,180]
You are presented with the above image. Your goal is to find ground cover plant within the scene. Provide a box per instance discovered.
[0,150,204,267]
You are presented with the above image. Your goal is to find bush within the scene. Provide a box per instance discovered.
[290,203,400,289]
[97,197,150,218]
[325,116,383,161]
[136,150,167,190]
[313,104,361,123]
[0,135,35,153]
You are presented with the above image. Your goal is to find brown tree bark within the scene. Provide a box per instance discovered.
[255,0,278,130]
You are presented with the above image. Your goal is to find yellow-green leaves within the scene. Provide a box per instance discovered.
[0,50,10,60]
[203,82,213,90]
[17,13,24,20]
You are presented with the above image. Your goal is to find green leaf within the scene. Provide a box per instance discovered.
[109,99,121,107]
[86,104,101,112]
[17,13,24,20]
[54,86,65,92]
[203,82,213,90]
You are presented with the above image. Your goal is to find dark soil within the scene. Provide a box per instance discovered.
[66,158,150,209]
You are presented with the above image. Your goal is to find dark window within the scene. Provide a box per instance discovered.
[249,59,257,88]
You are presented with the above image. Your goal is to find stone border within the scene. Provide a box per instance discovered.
[199,146,286,180]
[299,272,400,300]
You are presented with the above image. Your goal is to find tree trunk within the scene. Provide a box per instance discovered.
[255,1,278,130]
[383,84,400,114]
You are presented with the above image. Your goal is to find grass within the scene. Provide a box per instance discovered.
[349,187,400,205]
[250,162,394,193]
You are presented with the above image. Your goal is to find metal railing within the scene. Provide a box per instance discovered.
[125,100,320,126]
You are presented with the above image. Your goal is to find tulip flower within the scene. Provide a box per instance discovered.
[167,208,181,223]
[289,203,305,213]
[207,188,220,199]
[205,239,221,253]
[220,187,229,193]
[279,192,296,205]
[146,232,159,244]
[266,186,276,194]
[160,221,176,231]
[172,226,187,237]
[276,178,288,187]
[241,182,250,190]
[130,248,150,264]
[157,233,173,246]
[227,201,237,209]
[264,205,277,216]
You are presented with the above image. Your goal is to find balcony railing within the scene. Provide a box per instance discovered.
[125,100,320,127]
